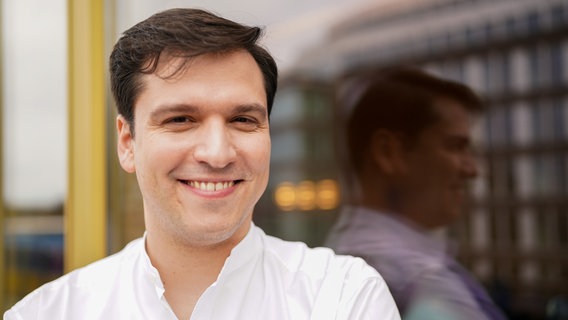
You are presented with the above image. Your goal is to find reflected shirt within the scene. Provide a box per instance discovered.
[5,224,400,320]
[326,206,507,320]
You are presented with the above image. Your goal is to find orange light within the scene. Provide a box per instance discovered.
[316,179,340,210]
[274,182,296,211]
[274,179,341,212]
[296,180,317,211]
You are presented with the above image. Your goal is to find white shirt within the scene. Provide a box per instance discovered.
[5,224,400,320]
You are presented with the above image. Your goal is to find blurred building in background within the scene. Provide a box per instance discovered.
[264,0,568,318]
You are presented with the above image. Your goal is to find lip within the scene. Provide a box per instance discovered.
[178,179,243,198]
[450,185,468,200]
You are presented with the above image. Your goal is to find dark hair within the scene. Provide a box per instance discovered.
[345,66,483,175]
[109,8,278,130]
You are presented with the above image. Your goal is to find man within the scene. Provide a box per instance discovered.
[327,67,507,320]
[5,8,399,320]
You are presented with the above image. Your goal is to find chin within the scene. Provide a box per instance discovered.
[446,209,463,225]
[202,220,249,244]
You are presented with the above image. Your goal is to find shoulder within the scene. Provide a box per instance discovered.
[261,231,377,279]
[259,232,400,319]
[4,238,144,319]
[328,207,403,253]
[328,209,447,282]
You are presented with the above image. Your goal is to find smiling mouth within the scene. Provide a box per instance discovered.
[180,180,242,191]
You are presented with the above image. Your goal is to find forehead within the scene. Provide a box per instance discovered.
[433,99,472,126]
[135,50,267,112]
[150,50,262,83]
[419,99,474,140]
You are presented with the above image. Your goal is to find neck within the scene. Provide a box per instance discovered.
[359,179,425,227]
[145,228,246,320]
[358,179,393,212]
[360,182,446,230]
[147,235,233,275]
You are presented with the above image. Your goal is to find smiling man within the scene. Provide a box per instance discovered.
[4,8,399,320]
[326,66,507,320]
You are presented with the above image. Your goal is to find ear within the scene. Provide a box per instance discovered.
[369,129,407,175]
[116,115,136,173]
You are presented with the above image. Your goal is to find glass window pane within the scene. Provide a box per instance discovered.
[1,0,67,309]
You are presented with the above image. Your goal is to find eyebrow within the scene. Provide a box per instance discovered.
[149,104,198,119]
[149,103,268,120]
[232,103,268,119]
[444,134,472,145]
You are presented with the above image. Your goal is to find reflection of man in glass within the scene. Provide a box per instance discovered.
[327,67,507,319]
[5,8,400,320]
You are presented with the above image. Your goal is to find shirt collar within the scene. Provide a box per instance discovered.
[140,232,166,298]
[139,224,262,295]
[218,222,262,278]
[347,205,450,259]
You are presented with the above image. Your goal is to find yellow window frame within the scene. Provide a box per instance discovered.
[65,0,107,272]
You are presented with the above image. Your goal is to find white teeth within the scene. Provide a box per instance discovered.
[189,181,234,191]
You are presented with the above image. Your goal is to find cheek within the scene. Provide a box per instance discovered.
[442,153,465,176]
[259,138,271,167]
[135,136,186,175]
[420,150,456,175]
[243,136,271,177]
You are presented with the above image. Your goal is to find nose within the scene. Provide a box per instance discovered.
[193,119,237,169]
[461,151,479,179]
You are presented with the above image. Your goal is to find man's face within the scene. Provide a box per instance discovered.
[396,100,478,229]
[116,50,270,247]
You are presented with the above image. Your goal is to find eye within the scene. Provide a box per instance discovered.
[231,115,263,132]
[161,115,197,131]
[449,140,470,153]
[167,116,193,124]
[233,116,256,124]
